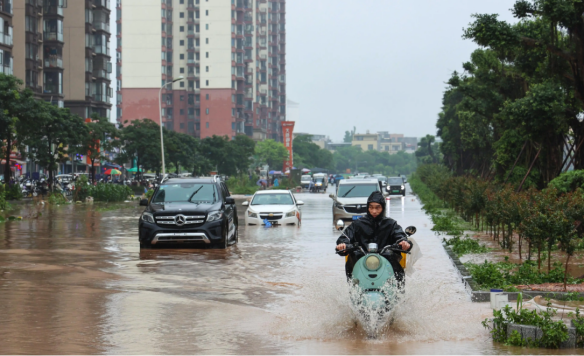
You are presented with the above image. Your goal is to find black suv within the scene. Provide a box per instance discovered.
[138,177,238,249]
[386,177,406,196]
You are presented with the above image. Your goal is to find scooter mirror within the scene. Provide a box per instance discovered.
[336,219,345,231]
[405,226,417,236]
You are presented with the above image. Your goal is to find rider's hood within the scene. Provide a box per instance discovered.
[366,191,386,220]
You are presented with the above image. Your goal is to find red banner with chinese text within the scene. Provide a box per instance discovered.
[281,121,295,172]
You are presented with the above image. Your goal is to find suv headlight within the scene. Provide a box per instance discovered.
[207,210,223,222]
[285,210,296,217]
[334,202,344,209]
[401,185,405,189]
[141,212,154,223]
[247,210,258,218]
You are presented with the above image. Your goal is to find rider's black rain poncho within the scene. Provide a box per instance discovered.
[336,191,412,278]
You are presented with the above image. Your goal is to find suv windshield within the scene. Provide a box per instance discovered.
[388,178,403,185]
[251,193,294,205]
[315,178,324,183]
[338,184,378,198]
[152,183,217,203]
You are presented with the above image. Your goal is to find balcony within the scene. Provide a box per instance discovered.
[43,4,63,16]
[44,56,63,68]
[94,0,110,10]
[43,84,63,95]
[0,63,12,75]
[93,22,110,33]
[94,45,110,56]
[93,69,110,80]
[0,0,12,14]
[45,32,64,42]
[94,94,108,103]
[0,32,12,46]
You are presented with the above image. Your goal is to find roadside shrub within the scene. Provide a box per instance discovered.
[548,170,584,194]
[0,184,8,210]
[48,192,68,205]
[443,235,488,256]
[226,174,259,195]
[4,182,22,200]
[76,181,132,202]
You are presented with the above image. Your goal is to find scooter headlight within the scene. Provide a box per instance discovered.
[365,255,381,271]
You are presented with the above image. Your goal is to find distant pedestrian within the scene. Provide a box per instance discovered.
[274,178,279,187]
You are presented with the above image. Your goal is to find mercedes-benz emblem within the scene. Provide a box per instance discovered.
[175,214,186,226]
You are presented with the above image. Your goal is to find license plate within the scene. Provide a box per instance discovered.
[269,221,278,224]
[393,190,399,193]
[352,215,362,220]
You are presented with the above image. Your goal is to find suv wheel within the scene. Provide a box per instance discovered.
[230,223,239,246]
[140,241,152,249]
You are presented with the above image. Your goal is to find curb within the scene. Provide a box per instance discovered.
[506,322,576,348]
[442,244,584,302]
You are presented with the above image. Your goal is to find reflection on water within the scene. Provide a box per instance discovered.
[0,190,580,354]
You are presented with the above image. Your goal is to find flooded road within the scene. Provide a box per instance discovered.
[0,187,580,354]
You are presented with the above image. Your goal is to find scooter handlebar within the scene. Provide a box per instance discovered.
[335,244,354,255]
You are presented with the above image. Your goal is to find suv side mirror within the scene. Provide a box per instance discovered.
[225,197,235,205]
[139,199,148,206]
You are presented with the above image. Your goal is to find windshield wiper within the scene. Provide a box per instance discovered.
[341,186,356,197]
[188,186,204,202]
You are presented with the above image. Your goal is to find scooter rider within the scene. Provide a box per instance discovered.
[336,191,412,283]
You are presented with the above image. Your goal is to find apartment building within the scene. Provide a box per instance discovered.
[0,0,13,76]
[352,132,379,151]
[12,0,112,117]
[117,0,286,141]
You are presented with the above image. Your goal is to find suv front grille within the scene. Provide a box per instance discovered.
[155,214,206,227]
[344,205,368,214]
[259,212,283,220]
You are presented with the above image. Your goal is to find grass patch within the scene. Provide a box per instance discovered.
[465,259,582,291]
[443,235,488,256]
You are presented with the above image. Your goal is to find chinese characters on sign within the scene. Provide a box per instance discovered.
[281,121,295,172]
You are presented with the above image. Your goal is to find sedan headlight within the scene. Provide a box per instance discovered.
[334,202,344,209]
[247,210,258,218]
[316,183,322,186]
[141,212,155,223]
[207,210,223,222]
[365,255,381,271]
[285,210,297,218]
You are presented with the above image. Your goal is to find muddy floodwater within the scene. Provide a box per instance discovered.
[0,186,581,354]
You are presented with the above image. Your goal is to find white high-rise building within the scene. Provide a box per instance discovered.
[117,0,286,141]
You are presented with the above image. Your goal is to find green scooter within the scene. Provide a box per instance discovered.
[336,222,417,336]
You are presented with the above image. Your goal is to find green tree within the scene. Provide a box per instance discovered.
[82,114,119,183]
[255,139,288,169]
[0,74,39,182]
[120,119,162,176]
[416,135,440,164]
[24,102,89,188]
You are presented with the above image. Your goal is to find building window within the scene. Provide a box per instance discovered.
[180,40,184,46]
[180,123,185,129]
[206,80,209,86]
[180,0,184,3]
[180,54,185,60]
[180,12,185,18]
[206,94,209,100]
[205,10,209,16]
[180,109,184,115]
[205,66,209,72]
[206,38,209,44]
[206,108,209,114]
[180,26,184,32]
[205,24,209,30]
[180,81,185,87]
[368,144,373,150]
[206,122,209,128]
[180,67,184,73]
[205,52,209,58]
[180,95,184,101]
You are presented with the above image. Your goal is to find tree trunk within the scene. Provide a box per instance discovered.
[4,136,11,183]
[519,234,522,261]
[564,253,571,291]
[537,246,541,273]
[91,159,96,184]
[548,243,552,274]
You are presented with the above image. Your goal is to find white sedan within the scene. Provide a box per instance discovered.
[243,190,304,225]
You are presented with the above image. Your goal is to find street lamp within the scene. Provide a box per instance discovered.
[159,76,184,178]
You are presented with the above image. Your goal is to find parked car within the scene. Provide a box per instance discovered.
[243,190,303,225]
[354,172,370,178]
[330,178,382,224]
[138,177,238,249]
[387,177,406,196]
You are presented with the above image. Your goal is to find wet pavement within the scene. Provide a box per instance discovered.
[0,186,581,354]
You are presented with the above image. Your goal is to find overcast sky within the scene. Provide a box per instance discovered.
[286,0,518,142]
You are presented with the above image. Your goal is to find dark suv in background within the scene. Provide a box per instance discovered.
[138,177,238,249]
[386,177,406,196]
